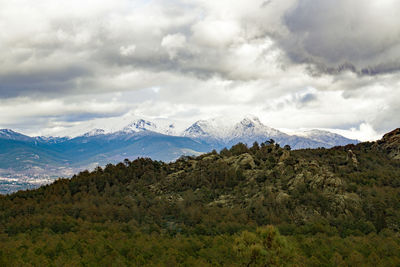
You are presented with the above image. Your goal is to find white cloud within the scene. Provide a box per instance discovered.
[161,33,186,59]
[191,19,241,48]
[331,123,382,142]
[0,0,399,140]
[120,45,136,56]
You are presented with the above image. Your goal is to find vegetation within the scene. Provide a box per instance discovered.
[1,129,400,266]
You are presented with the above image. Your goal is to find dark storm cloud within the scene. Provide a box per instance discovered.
[0,66,92,98]
[55,111,127,123]
[1,0,400,101]
[282,0,400,75]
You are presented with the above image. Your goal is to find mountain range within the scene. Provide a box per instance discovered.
[1,128,399,265]
[0,115,359,193]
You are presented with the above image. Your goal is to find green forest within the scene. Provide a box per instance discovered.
[1,129,400,266]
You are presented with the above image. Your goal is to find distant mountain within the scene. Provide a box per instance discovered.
[182,116,359,149]
[290,129,360,147]
[0,127,210,194]
[0,116,360,193]
[120,119,178,136]
[0,129,34,142]
[1,128,398,265]
[82,129,106,137]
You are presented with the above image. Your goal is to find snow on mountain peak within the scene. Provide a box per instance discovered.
[0,129,18,135]
[289,129,359,146]
[290,129,351,140]
[118,119,178,136]
[83,129,106,137]
[0,129,32,141]
[183,117,235,140]
[122,119,157,133]
[241,115,262,126]
[235,116,272,133]
[232,116,283,138]
[183,120,209,137]
[183,115,285,143]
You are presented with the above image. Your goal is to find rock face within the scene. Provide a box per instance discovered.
[288,161,343,194]
[235,153,256,170]
[347,150,359,166]
[223,153,256,170]
[376,128,400,159]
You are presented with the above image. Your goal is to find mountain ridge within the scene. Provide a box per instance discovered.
[0,116,360,193]
[181,116,359,150]
[0,128,399,265]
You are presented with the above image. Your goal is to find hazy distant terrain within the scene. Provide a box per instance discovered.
[0,116,358,194]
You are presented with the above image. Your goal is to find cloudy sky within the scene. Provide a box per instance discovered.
[1,0,400,140]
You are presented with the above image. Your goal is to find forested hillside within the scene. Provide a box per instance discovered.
[1,129,400,266]
[0,116,358,195]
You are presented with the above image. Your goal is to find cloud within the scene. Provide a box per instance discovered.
[281,0,400,75]
[120,45,136,57]
[327,123,382,142]
[0,0,399,140]
[161,33,186,59]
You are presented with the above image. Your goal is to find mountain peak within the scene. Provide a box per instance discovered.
[122,119,157,133]
[0,129,18,134]
[232,116,283,138]
[290,129,359,147]
[83,129,106,137]
[0,129,33,141]
[239,115,263,128]
[183,116,285,144]
[118,119,178,136]
[183,120,213,138]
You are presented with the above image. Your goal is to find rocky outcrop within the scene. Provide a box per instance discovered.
[288,161,344,194]
[376,128,400,159]
[224,153,256,170]
[346,150,359,166]
[279,150,290,162]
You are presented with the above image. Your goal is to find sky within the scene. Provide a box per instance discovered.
[1,0,400,141]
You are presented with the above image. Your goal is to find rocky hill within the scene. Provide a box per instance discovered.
[376,128,400,160]
[0,129,399,265]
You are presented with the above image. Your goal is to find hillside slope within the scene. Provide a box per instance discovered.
[0,129,399,265]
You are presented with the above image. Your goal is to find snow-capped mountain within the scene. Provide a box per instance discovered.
[82,129,106,137]
[229,116,286,144]
[0,129,33,142]
[0,116,361,193]
[182,117,233,143]
[122,119,159,133]
[78,119,178,138]
[121,119,177,135]
[34,136,70,144]
[3,115,359,151]
[0,129,70,144]
[182,115,282,142]
[182,116,359,149]
[289,129,359,147]
[85,115,358,150]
